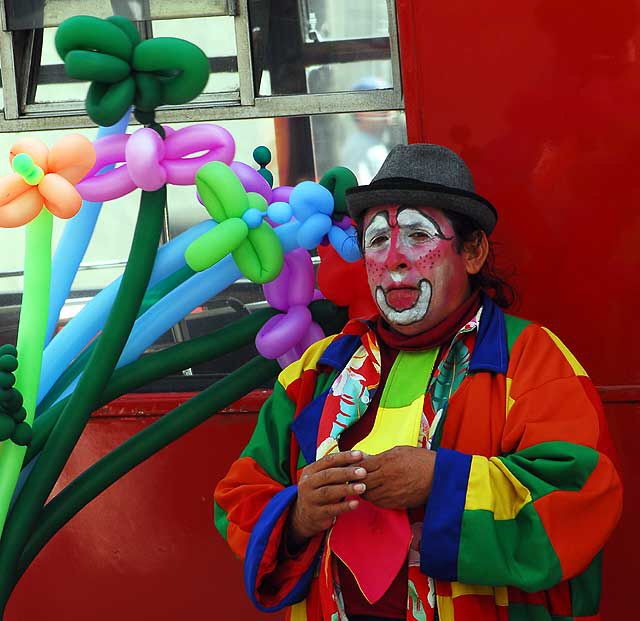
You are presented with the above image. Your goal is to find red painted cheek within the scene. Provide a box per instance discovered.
[364,257,385,281]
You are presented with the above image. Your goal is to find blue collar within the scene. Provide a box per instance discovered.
[469,294,508,374]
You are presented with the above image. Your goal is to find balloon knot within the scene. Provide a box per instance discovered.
[12,153,44,186]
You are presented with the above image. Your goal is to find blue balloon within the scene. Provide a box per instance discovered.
[48,219,304,404]
[266,201,292,224]
[289,181,333,221]
[328,225,361,262]
[297,213,332,249]
[45,110,132,345]
[37,220,215,404]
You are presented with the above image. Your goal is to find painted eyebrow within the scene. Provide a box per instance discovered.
[397,207,451,239]
[363,211,390,246]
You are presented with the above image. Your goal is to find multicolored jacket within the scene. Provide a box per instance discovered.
[214,297,622,621]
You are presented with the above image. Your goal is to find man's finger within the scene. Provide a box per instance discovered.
[307,465,367,489]
[312,482,366,505]
[322,498,360,520]
[360,452,384,472]
[304,450,364,475]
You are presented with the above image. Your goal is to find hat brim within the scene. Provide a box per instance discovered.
[346,179,497,235]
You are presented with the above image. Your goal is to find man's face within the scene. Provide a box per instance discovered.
[362,205,471,335]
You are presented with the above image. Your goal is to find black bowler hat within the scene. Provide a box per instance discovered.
[345,143,497,235]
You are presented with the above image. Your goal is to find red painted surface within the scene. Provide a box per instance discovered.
[8,393,276,621]
[396,0,640,616]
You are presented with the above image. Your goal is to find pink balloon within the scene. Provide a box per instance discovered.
[255,305,311,359]
[230,161,273,203]
[271,185,293,204]
[164,124,235,184]
[126,127,166,191]
[77,134,136,201]
[77,123,237,201]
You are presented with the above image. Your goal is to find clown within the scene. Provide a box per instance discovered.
[215,144,621,621]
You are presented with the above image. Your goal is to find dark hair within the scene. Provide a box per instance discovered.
[444,210,516,309]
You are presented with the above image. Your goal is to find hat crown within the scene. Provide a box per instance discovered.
[371,143,476,194]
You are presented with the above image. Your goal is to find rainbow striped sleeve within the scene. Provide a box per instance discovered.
[421,324,622,599]
[214,336,336,612]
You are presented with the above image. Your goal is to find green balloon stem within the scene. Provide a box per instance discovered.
[0,210,52,537]
[17,355,280,584]
[11,300,347,594]
[26,307,279,466]
[0,188,166,608]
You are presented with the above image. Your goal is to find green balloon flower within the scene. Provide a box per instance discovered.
[185,162,284,284]
[55,15,210,126]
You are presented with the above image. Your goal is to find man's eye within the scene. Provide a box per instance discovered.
[409,231,433,241]
[368,235,388,247]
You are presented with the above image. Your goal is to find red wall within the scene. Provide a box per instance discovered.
[396,0,640,617]
[8,394,277,621]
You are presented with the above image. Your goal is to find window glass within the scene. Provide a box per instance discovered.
[34,28,90,104]
[251,0,393,97]
[33,17,239,106]
[151,17,240,97]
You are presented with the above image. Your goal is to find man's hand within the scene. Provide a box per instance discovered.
[288,450,367,548]
[360,446,436,509]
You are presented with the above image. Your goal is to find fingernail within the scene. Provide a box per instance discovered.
[354,467,366,477]
[353,483,366,493]
[351,450,362,458]
[348,499,359,509]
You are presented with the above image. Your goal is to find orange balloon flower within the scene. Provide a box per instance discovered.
[0,135,96,228]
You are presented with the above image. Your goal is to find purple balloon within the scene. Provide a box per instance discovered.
[299,321,325,351]
[286,248,315,307]
[271,185,294,204]
[255,305,311,359]
[262,260,292,311]
[230,161,273,203]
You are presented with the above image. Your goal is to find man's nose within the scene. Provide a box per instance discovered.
[384,237,410,271]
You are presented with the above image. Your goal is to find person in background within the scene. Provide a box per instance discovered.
[214,144,622,621]
[340,77,398,184]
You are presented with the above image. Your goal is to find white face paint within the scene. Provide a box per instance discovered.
[375,279,432,325]
[363,205,469,335]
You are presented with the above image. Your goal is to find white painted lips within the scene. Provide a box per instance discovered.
[375,280,432,325]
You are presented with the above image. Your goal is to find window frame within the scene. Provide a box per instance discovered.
[0,0,404,132]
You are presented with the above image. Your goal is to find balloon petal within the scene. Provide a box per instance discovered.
[0,188,42,228]
[195,161,248,222]
[163,124,235,185]
[185,219,248,272]
[40,174,83,219]
[47,134,97,184]
[10,138,49,172]
[0,174,30,207]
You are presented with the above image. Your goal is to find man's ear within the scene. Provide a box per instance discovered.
[463,231,489,275]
